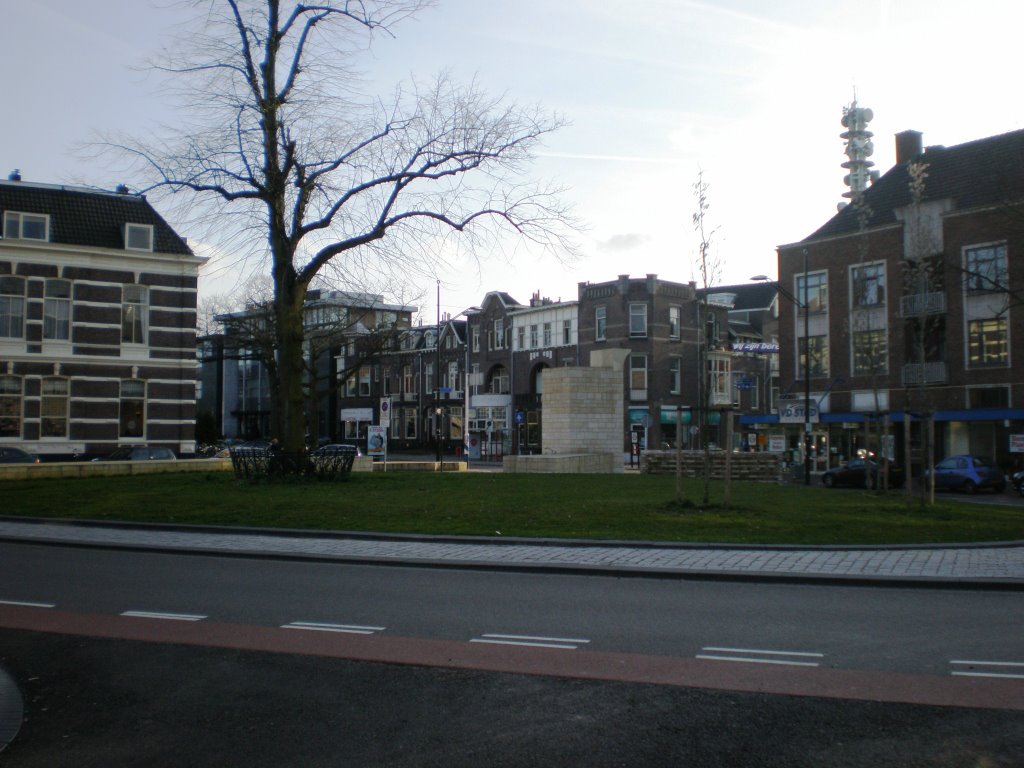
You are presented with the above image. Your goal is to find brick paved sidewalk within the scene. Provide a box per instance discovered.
[1,519,1022,586]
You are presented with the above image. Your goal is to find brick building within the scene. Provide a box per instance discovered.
[0,176,202,459]
[770,128,1024,473]
[577,274,730,453]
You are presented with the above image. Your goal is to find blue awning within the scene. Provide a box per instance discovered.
[739,409,1024,426]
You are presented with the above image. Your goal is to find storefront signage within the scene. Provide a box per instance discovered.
[1010,434,1024,453]
[777,401,819,424]
[732,342,779,354]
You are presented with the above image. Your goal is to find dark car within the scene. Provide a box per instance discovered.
[924,455,1005,494]
[93,446,177,462]
[821,458,904,489]
[0,446,40,464]
[1013,470,1024,497]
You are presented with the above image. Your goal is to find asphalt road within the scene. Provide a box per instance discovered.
[1,541,1021,680]
[1,540,1022,765]
[2,629,1024,768]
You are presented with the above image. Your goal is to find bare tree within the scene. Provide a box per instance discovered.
[901,161,942,506]
[112,0,575,454]
[692,171,725,506]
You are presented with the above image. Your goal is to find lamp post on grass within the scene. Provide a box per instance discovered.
[753,248,813,485]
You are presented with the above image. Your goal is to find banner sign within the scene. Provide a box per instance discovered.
[732,342,780,354]
[777,401,819,424]
[367,425,387,457]
[379,397,391,427]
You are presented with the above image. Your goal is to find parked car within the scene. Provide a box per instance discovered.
[0,446,40,464]
[311,443,363,458]
[92,446,177,462]
[214,439,272,458]
[924,455,1005,494]
[821,458,904,489]
[1013,469,1024,497]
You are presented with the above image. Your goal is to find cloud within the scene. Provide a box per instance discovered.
[597,233,650,252]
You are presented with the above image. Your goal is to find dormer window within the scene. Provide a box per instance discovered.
[3,211,49,241]
[125,223,153,252]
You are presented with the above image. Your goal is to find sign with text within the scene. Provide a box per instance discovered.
[379,397,391,427]
[1010,434,1024,453]
[777,401,819,424]
[768,435,786,453]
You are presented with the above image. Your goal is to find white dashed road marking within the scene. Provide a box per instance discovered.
[471,633,591,650]
[0,599,55,608]
[950,660,1024,680]
[697,646,824,667]
[120,611,207,621]
[282,621,386,635]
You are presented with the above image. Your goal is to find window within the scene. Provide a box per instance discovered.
[595,306,606,341]
[125,223,154,252]
[542,322,552,347]
[44,279,71,341]
[122,284,149,344]
[964,244,1007,293]
[968,386,1009,409]
[403,408,417,439]
[670,358,681,394]
[424,361,434,390]
[3,211,48,241]
[629,355,647,399]
[707,354,731,402]
[852,329,888,375]
[358,366,371,396]
[471,326,480,352]
[488,365,509,394]
[796,271,828,313]
[447,361,459,390]
[0,276,25,338]
[851,263,885,307]
[562,319,572,345]
[517,327,525,350]
[799,335,830,377]
[492,319,505,349]
[629,303,647,337]
[530,324,538,348]
[669,306,681,339]
[40,377,68,437]
[402,364,414,394]
[0,375,21,438]
[967,318,1008,367]
[119,379,146,438]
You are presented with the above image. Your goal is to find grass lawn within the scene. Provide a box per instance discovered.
[3,471,1023,545]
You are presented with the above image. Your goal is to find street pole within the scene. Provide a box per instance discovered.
[803,248,811,486]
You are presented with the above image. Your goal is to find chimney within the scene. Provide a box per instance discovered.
[895,130,923,164]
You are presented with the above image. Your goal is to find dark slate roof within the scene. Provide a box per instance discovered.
[803,128,1024,243]
[698,282,778,311]
[0,181,192,255]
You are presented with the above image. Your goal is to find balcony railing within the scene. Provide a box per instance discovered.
[901,361,948,386]
[900,292,946,317]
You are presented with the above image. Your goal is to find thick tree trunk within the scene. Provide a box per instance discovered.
[274,276,308,454]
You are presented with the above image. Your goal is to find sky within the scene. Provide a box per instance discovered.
[4,1,1024,321]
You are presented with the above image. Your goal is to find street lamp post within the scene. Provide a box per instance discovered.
[753,249,813,485]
